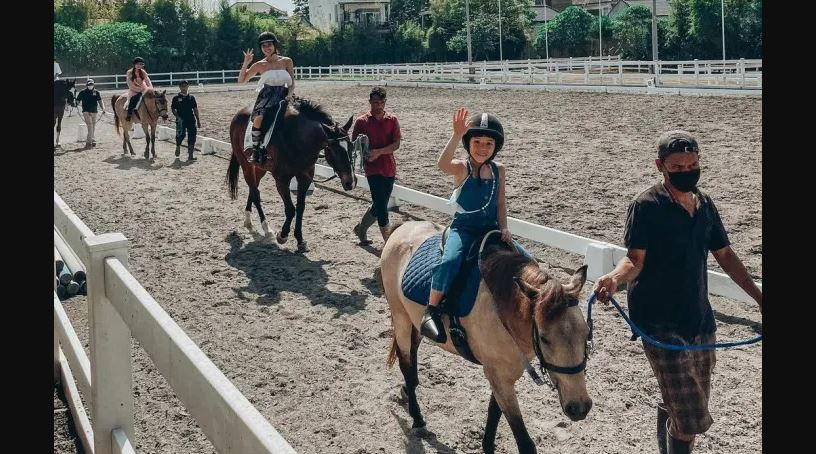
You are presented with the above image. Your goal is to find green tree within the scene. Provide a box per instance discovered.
[211,0,245,70]
[150,0,184,71]
[292,0,309,20]
[54,24,88,73]
[82,22,153,74]
[689,0,723,59]
[723,0,762,58]
[391,0,428,25]
[54,0,94,30]
[612,5,653,59]
[117,0,152,25]
[535,6,594,57]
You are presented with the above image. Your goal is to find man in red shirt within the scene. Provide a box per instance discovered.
[352,87,402,244]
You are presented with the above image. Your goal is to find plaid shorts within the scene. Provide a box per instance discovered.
[643,331,717,436]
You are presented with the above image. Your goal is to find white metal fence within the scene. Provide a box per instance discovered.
[63,56,761,90]
[54,192,297,454]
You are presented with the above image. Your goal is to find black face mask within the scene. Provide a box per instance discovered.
[666,168,700,193]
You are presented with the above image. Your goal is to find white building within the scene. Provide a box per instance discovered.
[308,0,391,34]
[230,0,287,16]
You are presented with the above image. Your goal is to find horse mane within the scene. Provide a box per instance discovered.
[480,247,566,322]
[292,96,334,125]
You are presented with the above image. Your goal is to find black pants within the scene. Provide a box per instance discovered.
[366,175,395,227]
[127,92,142,116]
[175,117,197,152]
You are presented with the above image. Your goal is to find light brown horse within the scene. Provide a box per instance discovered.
[379,221,592,454]
[111,88,169,159]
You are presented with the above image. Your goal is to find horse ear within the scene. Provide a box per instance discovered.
[161,90,166,96]
[342,115,353,132]
[321,123,335,138]
[515,276,540,301]
[563,265,588,296]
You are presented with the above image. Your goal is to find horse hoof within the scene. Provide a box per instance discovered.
[296,242,309,253]
[276,233,288,244]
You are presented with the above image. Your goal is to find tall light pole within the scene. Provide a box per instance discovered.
[651,0,658,61]
[721,0,726,61]
[598,0,603,57]
[499,0,503,61]
[544,3,549,61]
[465,0,473,65]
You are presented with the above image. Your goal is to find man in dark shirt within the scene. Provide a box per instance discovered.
[171,80,201,161]
[351,86,401,244]
[76,79,105,147]
[593,131,762,454]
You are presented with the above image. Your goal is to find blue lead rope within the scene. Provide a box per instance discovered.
[587,293,762,351]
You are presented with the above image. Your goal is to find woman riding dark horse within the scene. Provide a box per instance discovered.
[237,32,295,164]
[125,57,153,122]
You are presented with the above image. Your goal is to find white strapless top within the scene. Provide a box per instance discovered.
[257,69,292,90]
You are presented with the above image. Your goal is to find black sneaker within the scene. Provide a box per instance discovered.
[420,305,447,343]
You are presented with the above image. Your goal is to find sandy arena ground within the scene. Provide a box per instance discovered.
[54,82,761,454]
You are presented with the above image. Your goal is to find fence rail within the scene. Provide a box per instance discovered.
[54,191,297,454]
[63,56,761,90]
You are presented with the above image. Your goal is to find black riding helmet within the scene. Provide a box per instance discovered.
[258,32,280,51]
[133,57,145,65]
[462,113,504,157]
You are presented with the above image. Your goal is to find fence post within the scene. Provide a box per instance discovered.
[584,61,589,84]
[740,58,746,88]
[115,74,119,89]
[618,61,623,85]
[196,71,200,85]
[54,306,60,384]
[169,72,173,85]
[222,69,226,84]
[84,233,133,454]
[694,59,699,87]
[569,57,573,71]
[583,243,615,282]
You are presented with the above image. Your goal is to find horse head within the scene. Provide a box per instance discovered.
[153,89,169,121]
[321,115,356,191]
[516,264,593,421]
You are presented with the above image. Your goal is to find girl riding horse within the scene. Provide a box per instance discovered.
[126,57,153,122]
[421,108,520,343]
[237,32,296,164]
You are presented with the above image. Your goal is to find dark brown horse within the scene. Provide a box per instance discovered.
[226,97,356,252]
[54,79,76,149]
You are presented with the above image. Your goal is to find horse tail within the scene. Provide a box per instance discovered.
[227,108,251,200]
[111,95,120,135]
[227,154,240,200]
[387,336,398,369]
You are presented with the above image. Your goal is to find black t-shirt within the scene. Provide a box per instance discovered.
[76,88,102,113]
[171,93,198,123]
[624,183,730,339]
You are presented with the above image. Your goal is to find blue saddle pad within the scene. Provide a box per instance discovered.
[401,234,482,318]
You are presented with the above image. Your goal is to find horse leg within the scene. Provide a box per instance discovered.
[292,175,311,252]
[484,371,536,454]
[396,328,425,429]
[124,122,135,155]
[142,123,150,159]
[250,186,270,236]
[482,393,504,454]
[150,123,157,158]
[273,176,296,244]
[55,115,62,148]
[244,193,254,230]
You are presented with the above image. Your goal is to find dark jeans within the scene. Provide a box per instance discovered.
[366,175,395,227]
[127,92,142,116]
[175,117,197,152]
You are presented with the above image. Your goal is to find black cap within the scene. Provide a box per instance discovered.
[133,56,145,64]
[462,113,505,154]
[179,80,190,86]
[657,130,699,160]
